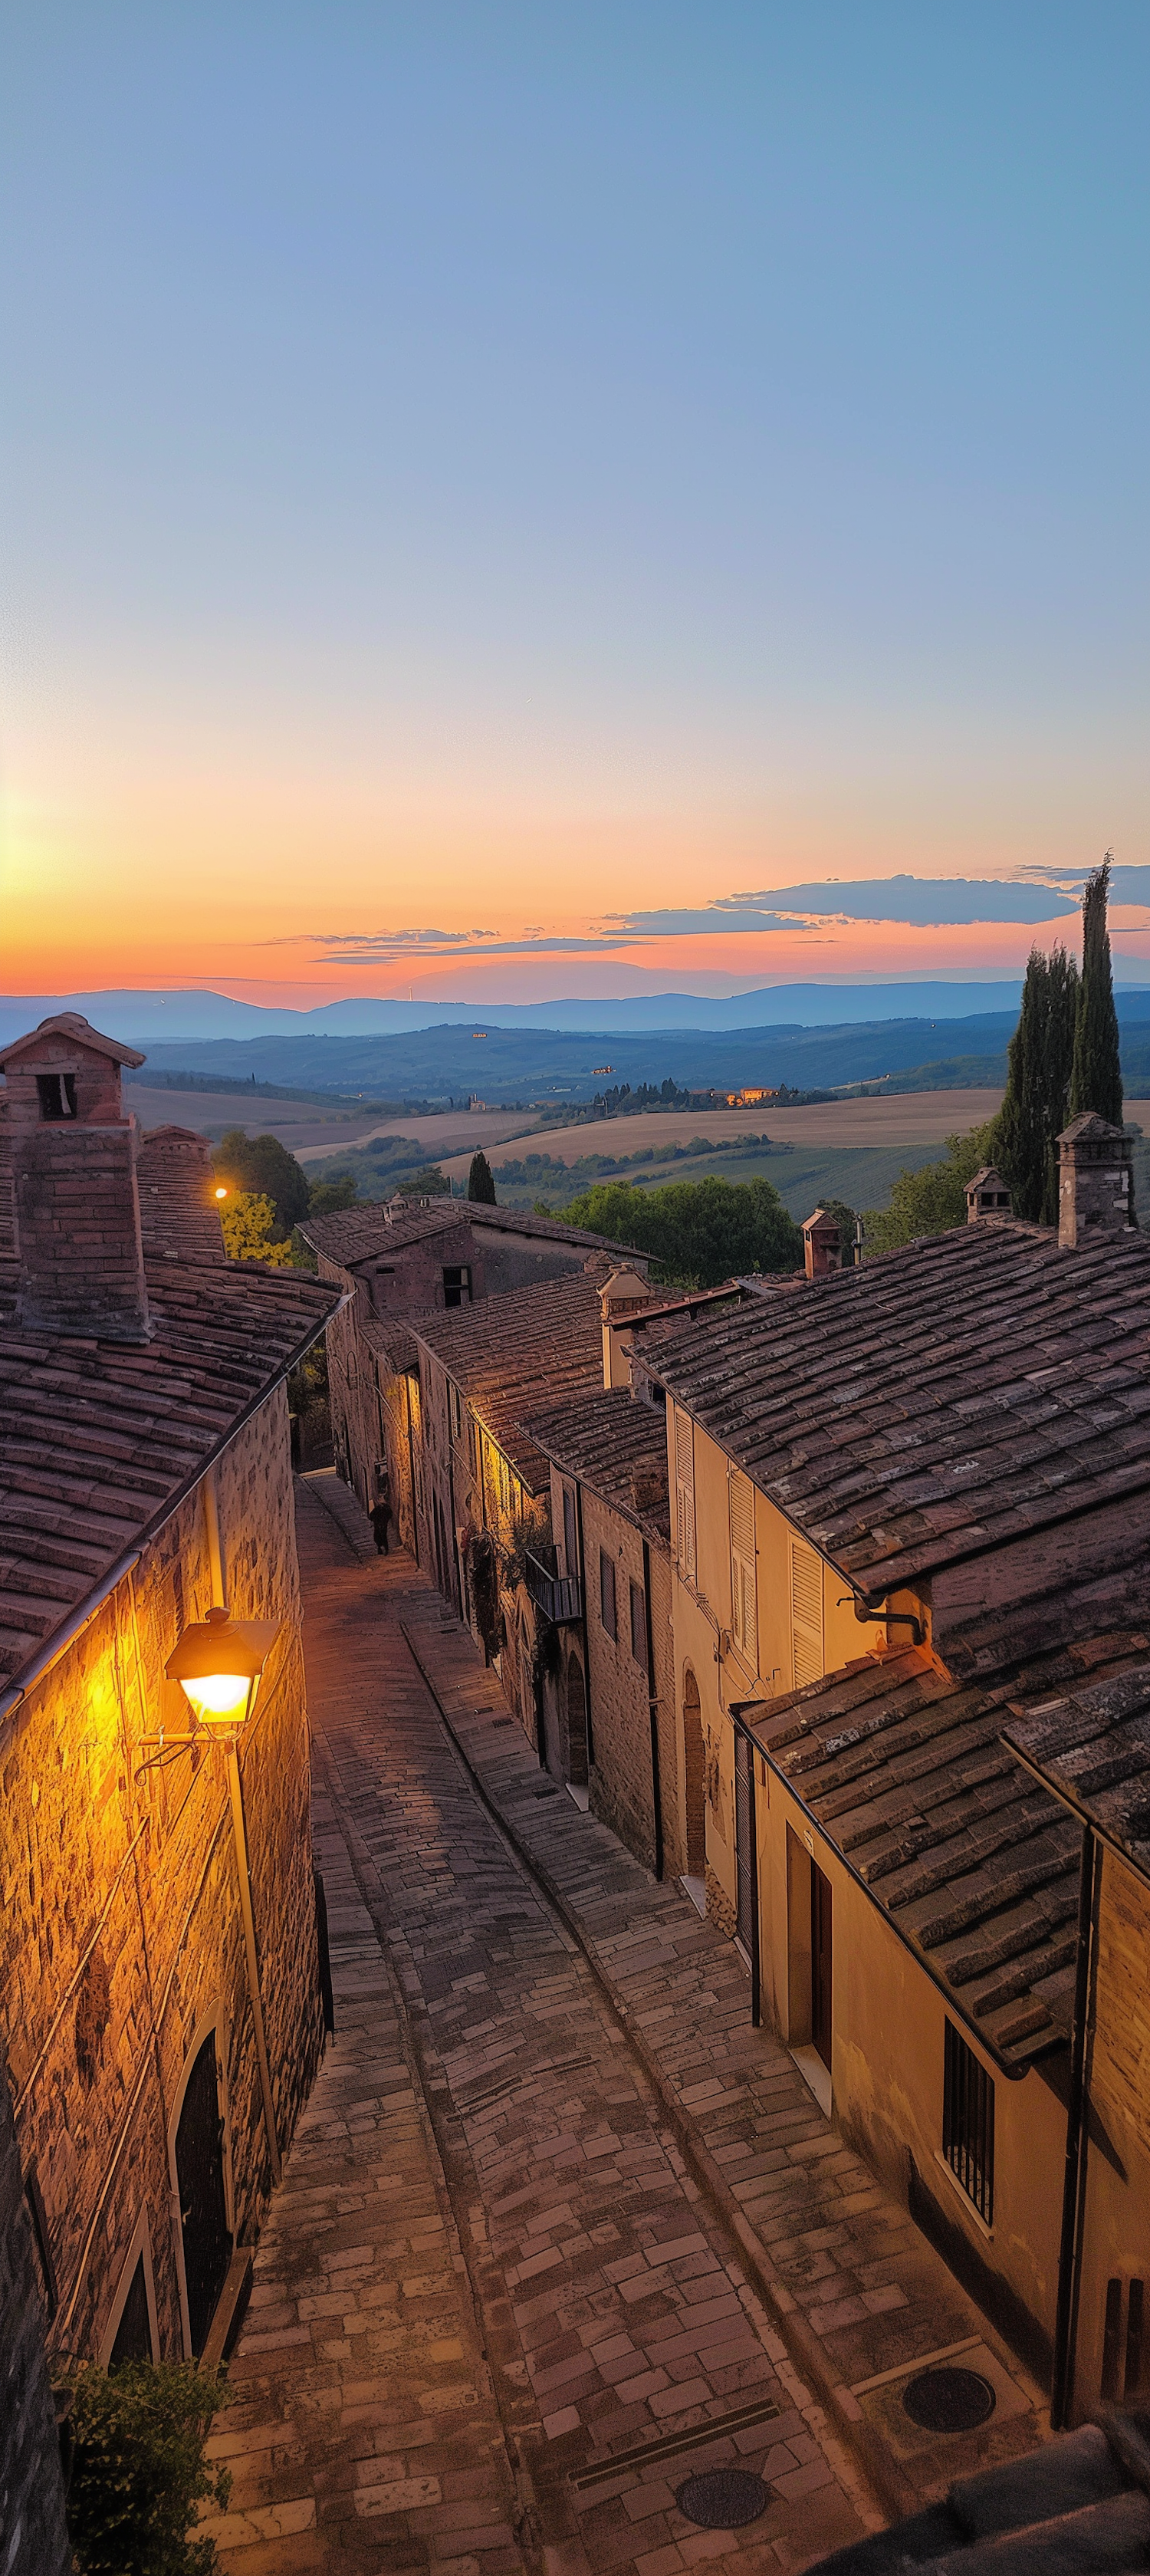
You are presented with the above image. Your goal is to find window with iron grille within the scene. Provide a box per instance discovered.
[629,1578,648,1672]
[943,2020,994,2225]
[600,1549,616,1640]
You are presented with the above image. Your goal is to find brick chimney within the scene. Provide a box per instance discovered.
[803,1209,841,1279]
[137,1127,226,1264]
[599,1265,657,1387]
[965,1165,1012,1223]
[1057,1113,1135,1249]
[0,1014,150,1339]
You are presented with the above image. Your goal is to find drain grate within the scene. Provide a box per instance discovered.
[570,2390,779,2491]
[902,2366,996,2433]
[676,2468,771,2530]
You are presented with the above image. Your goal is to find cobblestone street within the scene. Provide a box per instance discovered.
[207,1475,1046,2575]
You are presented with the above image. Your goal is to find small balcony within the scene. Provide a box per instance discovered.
[525,1553,583,1624]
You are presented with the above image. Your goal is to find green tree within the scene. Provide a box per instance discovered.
[562,1174,801,1288]
[468,1150,498,1202]
[60,2360,231,2575]
[862,1124,997,1256]
[396,1163,452,1196]
[212,1130,310,1235]
[1070,855,1123,1125]
[220,1191,293,1265]
[307,1173,357,1215]
[991,946,1079,1223]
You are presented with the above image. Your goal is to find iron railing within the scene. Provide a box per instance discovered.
[525,1553,583,1624]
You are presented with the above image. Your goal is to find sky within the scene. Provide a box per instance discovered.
[3,3,1148,1006]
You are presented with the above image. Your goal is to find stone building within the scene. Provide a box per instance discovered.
[636,1130,1150,2420]
[0,1015,339,2515]
[409,1267,606,1745]
[299,1196,646,1552]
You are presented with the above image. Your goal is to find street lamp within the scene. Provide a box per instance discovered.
[163,1606,284,2186]
[165,1606,277,1735]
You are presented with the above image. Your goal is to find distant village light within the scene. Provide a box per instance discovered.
[165,1606,277,1732]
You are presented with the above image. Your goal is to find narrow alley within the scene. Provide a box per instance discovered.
[204,1476,1044,2576]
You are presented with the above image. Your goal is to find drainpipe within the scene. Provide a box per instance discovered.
[1051,1823,1102,2428]
[573,1480,595,1768]
[728,1699,763,2031]
[641,1537,664,1882]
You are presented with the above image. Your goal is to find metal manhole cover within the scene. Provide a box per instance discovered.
[902,2367,996,2433]
[675,2468,771,2528]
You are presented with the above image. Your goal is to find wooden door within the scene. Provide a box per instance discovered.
[811,1860,833,2068]
[175,2034,232,2357]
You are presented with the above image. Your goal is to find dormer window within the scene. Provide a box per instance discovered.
[36,1072,77,1120]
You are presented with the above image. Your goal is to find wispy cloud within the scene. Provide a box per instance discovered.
[258,868,1120,962]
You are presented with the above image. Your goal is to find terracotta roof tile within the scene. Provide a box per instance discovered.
[0,1254,340,1689]
[524,1389,671,1548]
[644,1222,1150,1603]
[412,1272,603,1491]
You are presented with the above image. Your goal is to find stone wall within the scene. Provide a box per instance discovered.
[564,1482,678,1878]
[0,2033,71,2575]
[0,1384,322,2365]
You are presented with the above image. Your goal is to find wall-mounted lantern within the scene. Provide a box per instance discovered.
[164,1606,277,1735]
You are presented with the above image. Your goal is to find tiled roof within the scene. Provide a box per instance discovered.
[810,2416,1150,2576]
[0,1255,340,1693]
[411,1272,603,1492]
[1004,1666,1150,1881]
[301,1197,644,1271]
[745,1548,1150,2070]
[643,1221,1150,1606]
[524,1389,671,1550]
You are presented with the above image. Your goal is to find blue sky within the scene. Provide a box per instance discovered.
[4,4,1148,1002]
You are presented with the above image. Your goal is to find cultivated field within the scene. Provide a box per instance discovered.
[435,1087,1008,1183]
[126,1082,535,1159]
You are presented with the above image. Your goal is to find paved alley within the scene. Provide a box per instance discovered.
[207,1476,1046,2576]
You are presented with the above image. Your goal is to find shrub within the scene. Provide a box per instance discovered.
[60,2361,231,2576]
[219,1190,292,1264]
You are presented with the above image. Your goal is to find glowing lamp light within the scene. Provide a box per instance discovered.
[165,1607,278,1733]
[214,1185,228,1201]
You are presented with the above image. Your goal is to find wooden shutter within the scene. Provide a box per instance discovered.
[675,1409,696,1581]
[790,1538,824,1687]
[600,1548,616,1640]
[729,1471,757,1667]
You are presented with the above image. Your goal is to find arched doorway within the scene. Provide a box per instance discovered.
[682,1666,705,1878]
[566,1656,589,1787]
[174,2031,232,2358]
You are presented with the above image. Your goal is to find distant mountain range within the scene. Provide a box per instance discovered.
[0,979,1052,1045]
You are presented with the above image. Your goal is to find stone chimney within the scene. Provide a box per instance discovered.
[599,1265,657,1387]
[137,1127,226,1264]
[965,1165,1012,1223]
[0,1014,150,1339]
[1057,1113,1135,1250]
[803,1209,841,1280]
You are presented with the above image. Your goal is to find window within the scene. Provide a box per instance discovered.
[443,1265,472,1308]
[497,1450,511,1512]
[675,1410,696,1581]
[448,1383,463,1440]
[563,1485,578,1577]
[790,1538,824,1688]
[36,1072,77,1121]
[600,1549,617,1640]
[943,2020,994,2226]
[629,1579,648,1671]
[729,1471,757,1667]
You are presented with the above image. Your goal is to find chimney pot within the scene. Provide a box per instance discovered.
[1056,1112,1135,1250]
[802,1209,842,1280]
[965,1165,1013,1223]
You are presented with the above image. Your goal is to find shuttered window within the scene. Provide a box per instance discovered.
[600,1548,617,1640]
[729,1471,757,1667]
[675,1410,696,1581]
[790,1538,824,1687]
[629,1580,648,1671]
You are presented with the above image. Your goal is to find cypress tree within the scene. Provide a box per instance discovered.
[993,946,1078,1224]
[1070,855,1124,1126]
[467,1150,498,1203]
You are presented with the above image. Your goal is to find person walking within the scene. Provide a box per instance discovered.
[370,1477,393,1554]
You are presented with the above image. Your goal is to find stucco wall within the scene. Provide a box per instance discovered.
[1075,1845,1150,2413]
[0,1388,322,2365]
[569,1480,676,1877]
